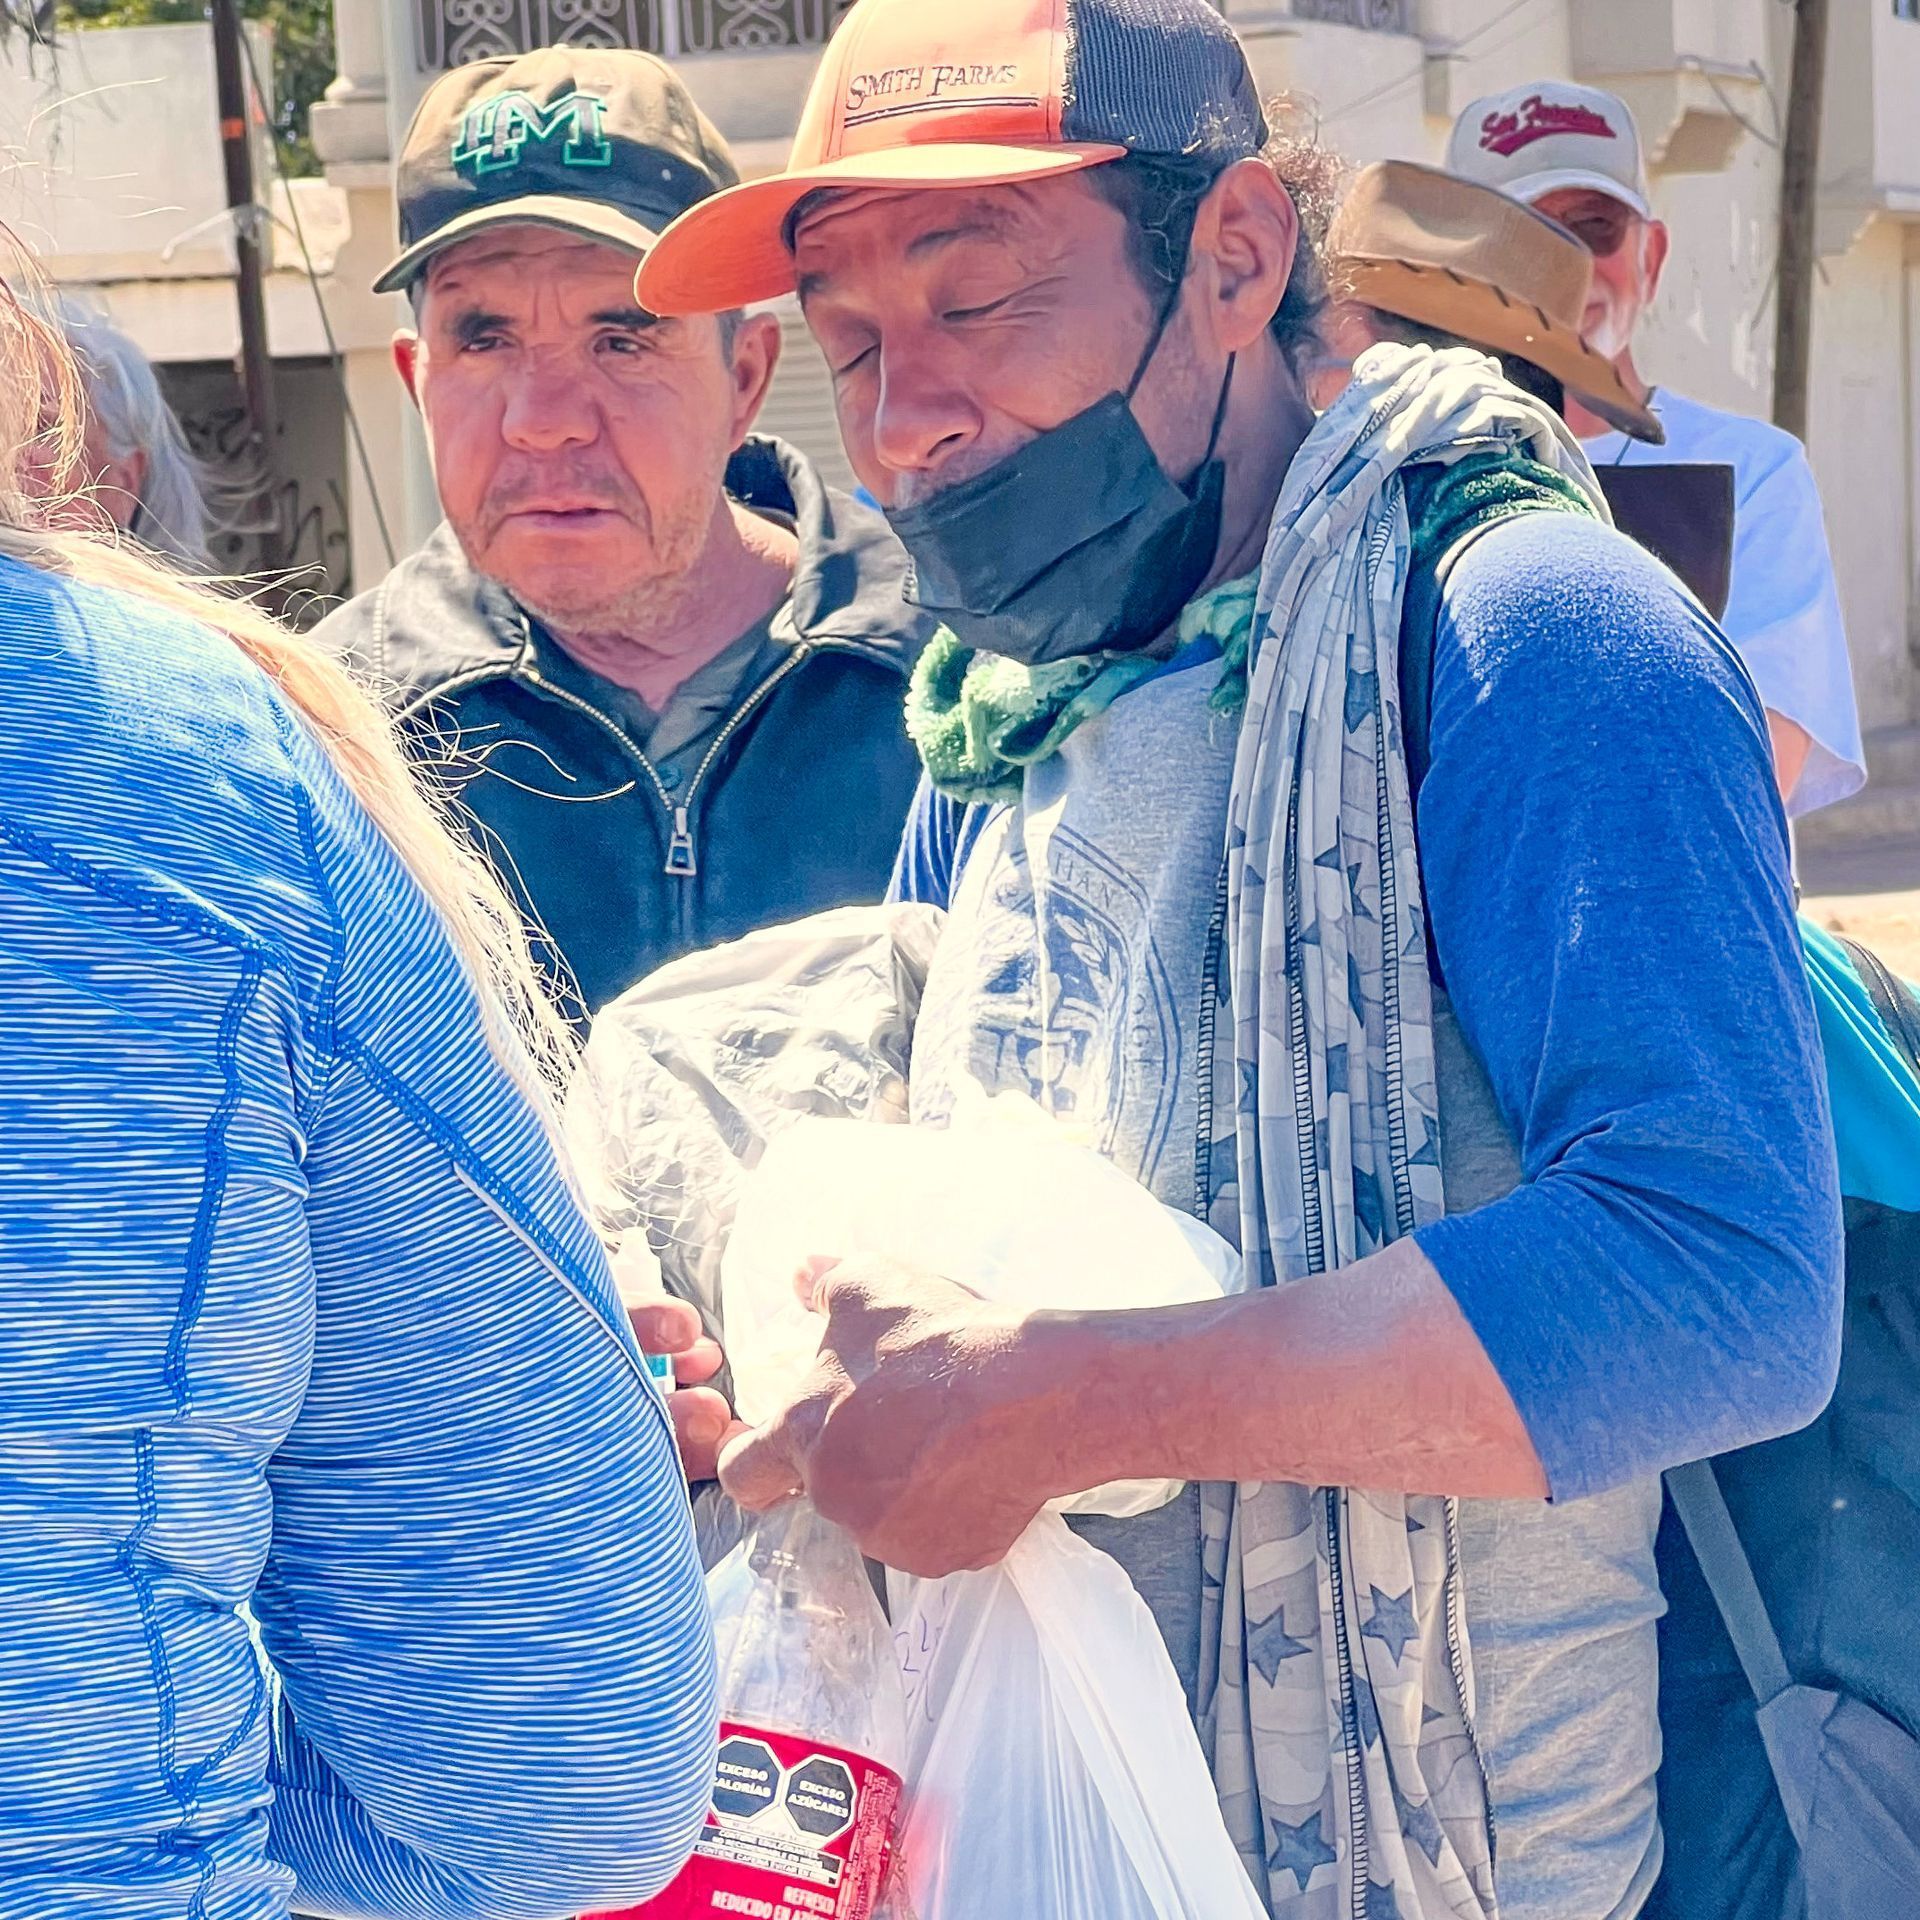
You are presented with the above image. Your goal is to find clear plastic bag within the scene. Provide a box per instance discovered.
[573,918,1263,1918]
[571,905,944,1576]
[567,903,945,1338]
[722,1098,1267,1920]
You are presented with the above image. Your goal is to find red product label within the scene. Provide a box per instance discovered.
[586,1721,901,1920]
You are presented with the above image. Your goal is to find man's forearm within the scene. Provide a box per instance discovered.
[1038,1236,1550,1502]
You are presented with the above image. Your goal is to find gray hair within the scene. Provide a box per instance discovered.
[57,300,217,572]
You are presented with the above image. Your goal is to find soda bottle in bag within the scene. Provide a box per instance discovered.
[592,1500,910,1920]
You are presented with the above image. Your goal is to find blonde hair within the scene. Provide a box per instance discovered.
[2,241,577,1102]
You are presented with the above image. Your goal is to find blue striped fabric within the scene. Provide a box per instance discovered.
[0,553,717,1919]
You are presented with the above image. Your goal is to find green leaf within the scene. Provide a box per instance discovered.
[47,0,335,174]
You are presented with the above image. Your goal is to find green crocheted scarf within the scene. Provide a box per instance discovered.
[905,574,1259,806]
[903,446,1595,806]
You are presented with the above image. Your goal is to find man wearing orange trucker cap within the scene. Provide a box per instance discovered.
[640,5,1842,1919]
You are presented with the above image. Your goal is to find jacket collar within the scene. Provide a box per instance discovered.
[334,436,933,704]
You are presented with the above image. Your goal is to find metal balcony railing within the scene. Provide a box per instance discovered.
[418,0,857,73]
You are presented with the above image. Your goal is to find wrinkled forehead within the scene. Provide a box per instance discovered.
[422,225,644,307]
[790,177,1096,303]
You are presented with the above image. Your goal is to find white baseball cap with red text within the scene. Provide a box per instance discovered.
[1446,80,1651,219]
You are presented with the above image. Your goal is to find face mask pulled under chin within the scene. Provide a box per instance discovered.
[887,387,1228,669]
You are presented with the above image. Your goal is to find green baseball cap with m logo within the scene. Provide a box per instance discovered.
[374,47,739,296]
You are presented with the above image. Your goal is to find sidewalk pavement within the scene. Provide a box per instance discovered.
[1803,837,1920,980]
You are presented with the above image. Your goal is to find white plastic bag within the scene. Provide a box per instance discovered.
[723,1094,1242,1517]
[887,1520,1268,1920]
[721,1097,1267,1920]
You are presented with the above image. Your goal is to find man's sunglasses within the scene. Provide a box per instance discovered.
[1546,205,1642,260]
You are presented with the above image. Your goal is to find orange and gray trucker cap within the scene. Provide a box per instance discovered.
[375,48,739,295]
[636,0,1268,316]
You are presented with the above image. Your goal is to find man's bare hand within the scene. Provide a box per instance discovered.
[717,1256,1075,1577]
[629,1296,745,1484]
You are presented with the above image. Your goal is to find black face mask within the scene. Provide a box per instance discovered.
[887,295,1236,668]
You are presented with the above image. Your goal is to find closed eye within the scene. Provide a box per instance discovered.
[942,295,1014,324]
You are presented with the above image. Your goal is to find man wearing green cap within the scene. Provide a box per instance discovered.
[318,49,935,1027]
[635,3,1843,1919]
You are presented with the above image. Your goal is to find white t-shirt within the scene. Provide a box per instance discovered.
[1585,387,1866,817]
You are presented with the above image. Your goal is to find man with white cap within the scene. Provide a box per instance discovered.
[1450,81,1865,816]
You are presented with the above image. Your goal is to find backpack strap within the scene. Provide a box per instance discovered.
[1665,1459,1795,1708]
[1666,1458,1822,1846]
[1833,933,1920,1078]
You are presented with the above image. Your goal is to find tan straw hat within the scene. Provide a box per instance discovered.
[1326,159,1663,444]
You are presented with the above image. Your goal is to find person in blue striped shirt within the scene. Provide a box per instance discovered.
[0,248,717,1918]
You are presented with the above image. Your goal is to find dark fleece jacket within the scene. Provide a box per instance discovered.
[316,437,935,1015]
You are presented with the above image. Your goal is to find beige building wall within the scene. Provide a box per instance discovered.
[1257,0,1920,837]
[1,21,396,605]
[1810,219,1915,734]
[12,1,1918,837]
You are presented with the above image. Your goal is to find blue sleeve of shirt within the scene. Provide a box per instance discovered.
[1409,514,1843,1502]
[260,740,717,1918]
[888,775,995,909]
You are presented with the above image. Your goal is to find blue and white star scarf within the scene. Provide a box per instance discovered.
[1198,345,1611,1920]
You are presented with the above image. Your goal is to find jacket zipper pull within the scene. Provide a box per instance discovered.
[664,804,698,878]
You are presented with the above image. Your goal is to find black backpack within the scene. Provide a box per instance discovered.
[1658,938,1920,1920]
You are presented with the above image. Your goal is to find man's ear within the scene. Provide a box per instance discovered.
[726,312,784,450]
[393,331,424,411]
[1189,157,1300,358]
[1641,219,1671,305]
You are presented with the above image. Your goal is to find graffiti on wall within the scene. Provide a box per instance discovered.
[163,358,353,623]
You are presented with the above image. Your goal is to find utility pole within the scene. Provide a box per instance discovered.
[209,0,280,569]
[1772,0,1830,443]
